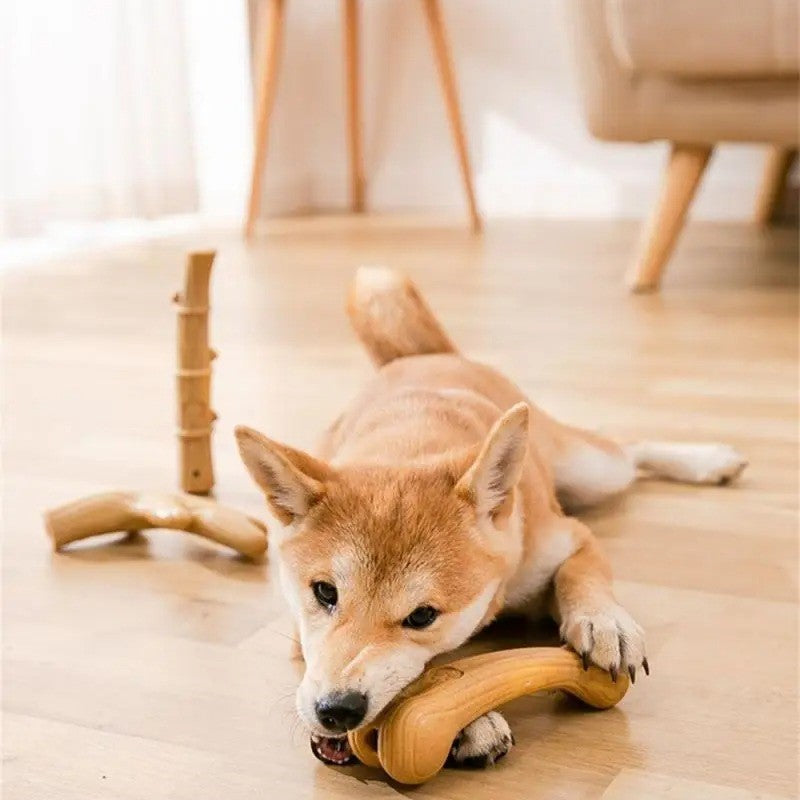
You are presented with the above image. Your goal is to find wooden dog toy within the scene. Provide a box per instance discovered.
[44,491,267,559]
[174,250,217,494]
[348,647,629,784]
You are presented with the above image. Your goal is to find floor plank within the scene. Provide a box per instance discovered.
[2,217,797,798]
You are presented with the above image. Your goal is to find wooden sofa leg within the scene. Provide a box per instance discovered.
[627,143,713,293]
[754,146,797,226]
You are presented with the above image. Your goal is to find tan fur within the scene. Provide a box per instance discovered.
[346,266,456,367]
[237,267,746,740]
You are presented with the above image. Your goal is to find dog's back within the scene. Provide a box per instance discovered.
[323,268,558,505]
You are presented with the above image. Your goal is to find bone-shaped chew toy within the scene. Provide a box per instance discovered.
[44,491,267,559]
[348,646,629,784]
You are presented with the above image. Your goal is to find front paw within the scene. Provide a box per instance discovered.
[448,711,514,769]
[561,604,649,683]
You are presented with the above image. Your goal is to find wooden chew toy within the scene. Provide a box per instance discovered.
[348,647,629,785]
[174,250,217,494]
[43,491,267,559]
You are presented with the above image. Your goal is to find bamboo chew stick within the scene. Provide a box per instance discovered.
[348,647,629,784]
[174,251,217,494]
[44,491,268,559]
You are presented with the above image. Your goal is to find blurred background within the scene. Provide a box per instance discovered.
[3,0,797,262]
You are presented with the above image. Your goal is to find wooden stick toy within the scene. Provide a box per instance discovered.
[174,250,217,494]
[348,647,629,785]
[44,491,267,559]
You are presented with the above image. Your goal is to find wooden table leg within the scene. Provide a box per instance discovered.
[343,0,365,212]
[244,0,286,239]
[421,0,481,232]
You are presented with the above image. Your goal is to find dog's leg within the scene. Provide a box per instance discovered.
[549,427,637,510]
[550,519,648,681]
[548,423,747,510]
[626,441,748,485]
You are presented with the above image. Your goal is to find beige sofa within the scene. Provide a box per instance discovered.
[568,0,799,291]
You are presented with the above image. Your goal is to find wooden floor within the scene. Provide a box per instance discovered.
[2,217,798,799]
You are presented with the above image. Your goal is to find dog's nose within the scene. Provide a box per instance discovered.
[315,691,368,733]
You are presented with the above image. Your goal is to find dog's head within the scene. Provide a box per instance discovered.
[236,404,529,736]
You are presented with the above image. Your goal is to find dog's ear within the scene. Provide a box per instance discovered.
[235,426,334,524]
[456,403,529,520]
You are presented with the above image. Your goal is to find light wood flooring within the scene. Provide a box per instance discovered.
[2,216,798,799]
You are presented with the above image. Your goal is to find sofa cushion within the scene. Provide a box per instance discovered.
[605,0,799,79]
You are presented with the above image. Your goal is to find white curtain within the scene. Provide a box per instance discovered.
[0,0,198,239]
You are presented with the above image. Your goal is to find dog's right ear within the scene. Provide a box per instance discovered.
[235,426,333,524]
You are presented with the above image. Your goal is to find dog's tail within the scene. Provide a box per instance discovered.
[347,267,457,367]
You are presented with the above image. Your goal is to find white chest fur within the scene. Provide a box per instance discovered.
[503,520,577,614]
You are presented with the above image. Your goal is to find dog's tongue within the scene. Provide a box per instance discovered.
[310,734,355,766]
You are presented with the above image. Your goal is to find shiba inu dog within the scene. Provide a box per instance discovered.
[236,268,747,768]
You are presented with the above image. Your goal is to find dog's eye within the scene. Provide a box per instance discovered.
[311,581,338,610]
[403,606,439,629]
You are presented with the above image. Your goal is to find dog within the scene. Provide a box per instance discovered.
[236,268,747,768]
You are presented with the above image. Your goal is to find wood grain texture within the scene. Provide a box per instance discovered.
[602,769,790,800]
[44,491,267,559]
[2,216,797,799]
[174,250,216,493]
[349,648,629,784]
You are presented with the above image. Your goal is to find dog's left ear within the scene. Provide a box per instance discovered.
[235,426,334,524]
[456,403,529,520]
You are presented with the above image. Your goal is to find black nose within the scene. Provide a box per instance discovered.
[315,691,368,733]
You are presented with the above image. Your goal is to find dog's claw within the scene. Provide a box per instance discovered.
[561,604,645,686]
[642,657,650,676]
[628,665,636,684]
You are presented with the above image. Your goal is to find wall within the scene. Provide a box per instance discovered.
[249,0,778,221]
[184,0,253,218]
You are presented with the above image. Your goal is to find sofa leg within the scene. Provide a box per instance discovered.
[754,146,797,226]
[627,143,713,293]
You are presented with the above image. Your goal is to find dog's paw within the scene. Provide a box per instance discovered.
[633,442,748,485]
[561,603,648,683]
[448,711,514,769]
[680,443,748,485]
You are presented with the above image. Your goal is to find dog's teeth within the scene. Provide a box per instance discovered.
[310,734,355,766]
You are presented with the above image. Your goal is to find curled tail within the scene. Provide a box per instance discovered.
[347,267,458,367]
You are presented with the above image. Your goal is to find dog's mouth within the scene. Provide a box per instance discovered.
[309,733,357,766]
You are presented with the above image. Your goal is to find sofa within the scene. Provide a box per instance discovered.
[568,0,799,291]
